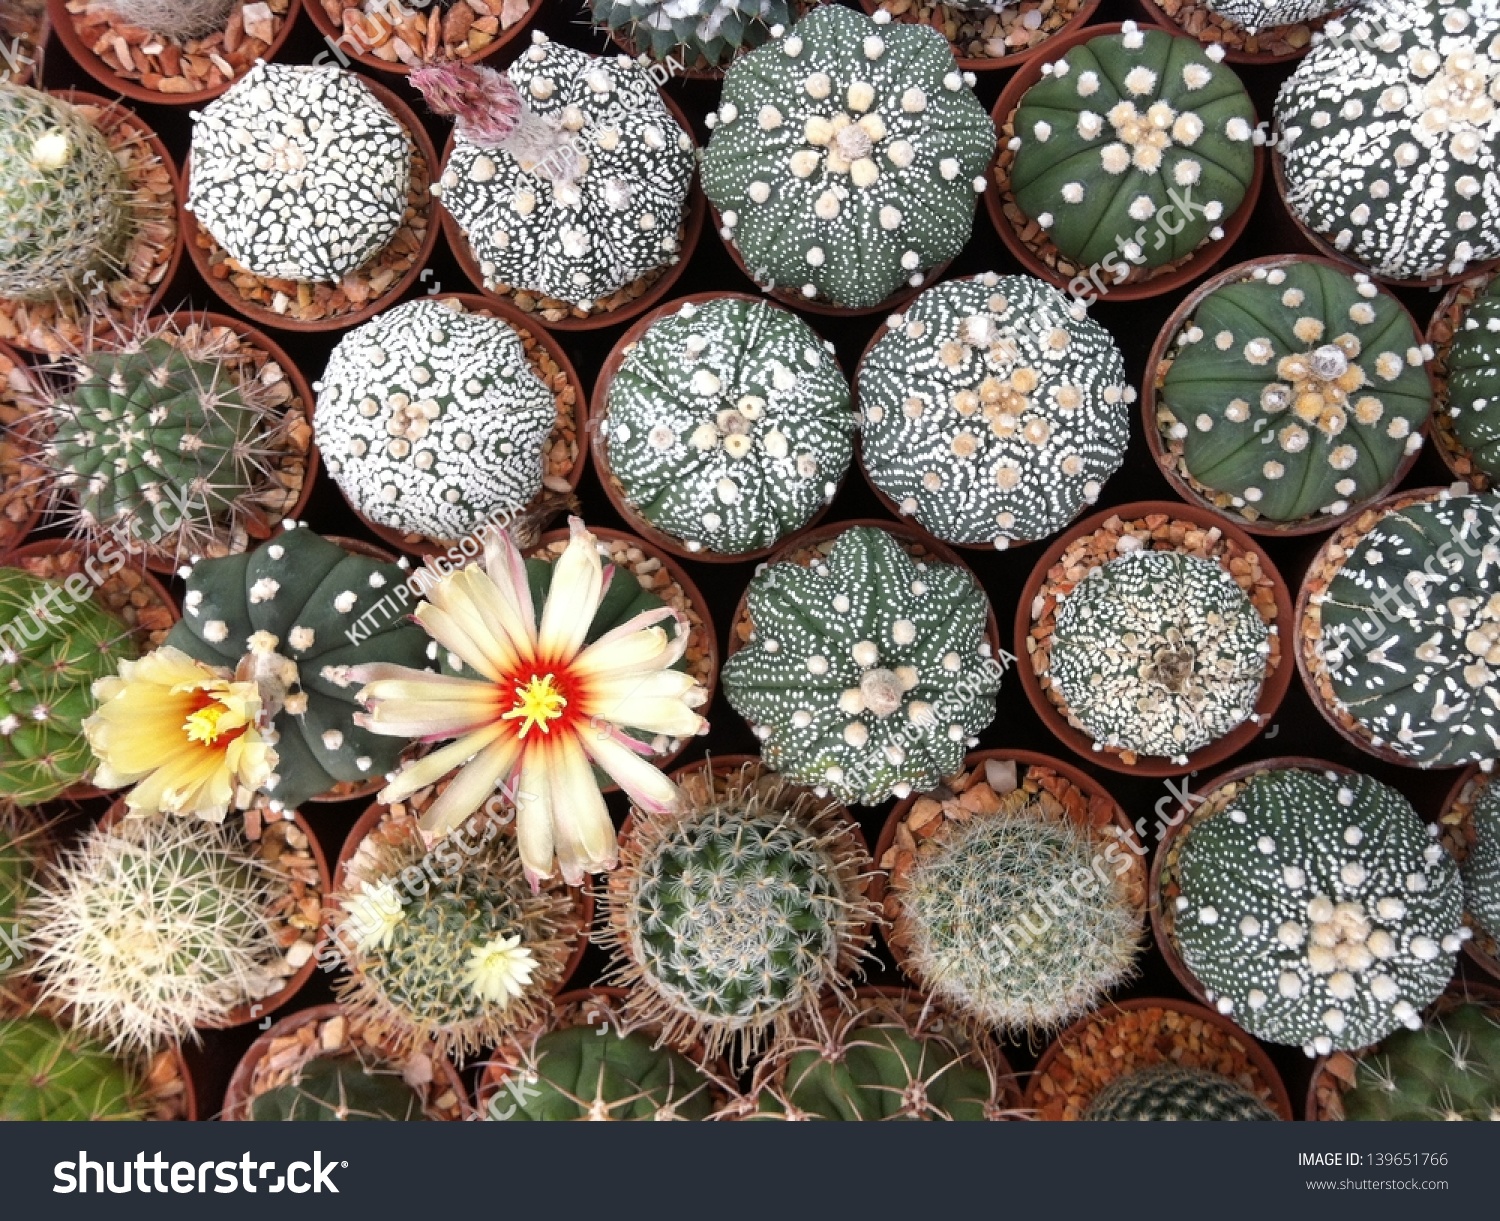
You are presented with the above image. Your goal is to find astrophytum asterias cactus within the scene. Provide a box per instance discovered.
[1464,781,1500,948]
[1442,275,1500,482]
[1204,0,1342,34]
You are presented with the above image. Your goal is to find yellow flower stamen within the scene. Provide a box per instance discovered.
[184,701,231,744]
[501,673,567,738]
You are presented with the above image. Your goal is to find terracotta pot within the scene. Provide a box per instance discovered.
[1132,0,1332,64]
[47,0,304,106]
[1025,995,1294,1120]
[856,0,1104,73]
[1425,272,1496,492]
[1436,766,1500,984]
[1142,254,1432,538]
[220,1003,472,1121]
[180,78,441,334]
[984,22,1265,303]
[304,0,542,76]
[1014,499,1296,778]
[589,290,844,564]
[0,340,47,552]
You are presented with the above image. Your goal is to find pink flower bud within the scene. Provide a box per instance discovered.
[410,63,522,150]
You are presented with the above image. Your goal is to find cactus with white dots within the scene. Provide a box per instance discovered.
[1462,782,1500,948]
[589,0,798,69]
[1083,1064,1280,1121]
[1442,276,1500,482]
[1340,1003,1500,1121]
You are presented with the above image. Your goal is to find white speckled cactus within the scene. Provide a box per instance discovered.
[590,0,798,68]
[701,5,995,310]
[602,296,853,556]
[1442,275,1500,482]
[1275,0,1500,281]
[315,299,557,542]
[858,273,1131,548]
[1170,766,1466,1056]
[1204,0,1342,35]
[187,63,412,283]
[1465,782,1500,946]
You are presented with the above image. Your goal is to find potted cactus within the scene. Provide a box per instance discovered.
[590,0,801,74]
[1136,0,1341,62]
[419,47,700,330]
[989,21,1260,300]
[856,0,1105,72]
[1298,488,1500,770]
[1085,1065,1281,1120]
[593,293,855,561]
[702,5,995,314]
[304,0,542,76]
[1429,271,1500,490]
[1440,769,1500,981]
[1148,257,1432,533]
[856,272,1132,550]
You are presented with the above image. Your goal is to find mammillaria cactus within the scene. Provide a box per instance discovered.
[1167,766,1466,1055]
[1463,783,1500,946]
[1339,1002,1500,1121]
[1007,23,1256,275]
[858,273,1131,548]
[250,1056,430,1122]
[1156,260,1431,525]
[0,83,134,303]
[1275,0,1500,281]
[315,299,558,543]
[420,48,696,312]
[0,1016,147,1120]
[0,567,135,805]
[187,63,412,283]
[103,0,236,39]
[590,0,798,68]
[1048,550,1272,763]
[1441,276,1500,483]
[600,296,854,556]
[1306,491,1500,768]
[702,5,995,310]
[722,526,999,804]
[1083,1064,1280,1120]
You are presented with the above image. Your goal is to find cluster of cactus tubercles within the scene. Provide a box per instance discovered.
[1083,1064,1279,1121]
[1340,1002,1500,1121]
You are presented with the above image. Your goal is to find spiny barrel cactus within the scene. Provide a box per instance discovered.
[315,298,557,543]
[250,1055,430,1122]
[722,525,999,805]
[591,0,797,69]
[0,567,135,805]
[1275,0,1500,281]
[1340,1002,1500,1121]
[0,806,44,977]
[702,5,995,310]
[1310,491,1500,768]
[1169,766,1465,1056]
[423,47,695,312]
[601,296,854,556]
[1442,276,1500,482]
[1157,260,1431,525]
[188,63,412,283]
[859,273,1131,549]
[1008,24,1255,275]
[166,526,432,811]
[0,1015,147,1120]
[1083,1064,1279,1121]
[1049,550,1272,763]
[27,814,286,1052]
[1464,782,1500,947]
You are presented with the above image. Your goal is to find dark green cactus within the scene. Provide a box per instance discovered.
[249,1055,430,1122]
[1463,781,1500,948]
[1083,1064,1280,1121]
[0,1015,147,1120]
[1203,0,1341,33]
[0,806,44,978]
[1341,1002,1500,1121]
[1442,276,1500,483]
[590,0,797,69]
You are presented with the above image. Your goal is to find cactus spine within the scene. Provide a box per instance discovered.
[0,1015,148,1120]
[1340,1002,1500,1121]
[250,1055,430,1122]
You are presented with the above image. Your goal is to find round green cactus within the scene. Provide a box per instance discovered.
[1462,781,1500,947]
[1170,766,1466,1056]
[1340,1002,1500,1121]
[590,0,797,68]
[858,273,1131,548]
[1157,260,1431,524]
[1009,24,1256,274]
[0,567,136,806]
[602,295,854,556]
[0,83,134,303]
[0,806,45,979]
[315,298,557,543]
[1049,550,1272,763]
[702,5,995,310]
[1442,276,1500,482]
[1275,0,1500,282]
[722,525,999,805]
[250,1055,430,1122]
[0,1015,147,1120]
[1083,1064,1279,1121]
[1310,491,1500,769]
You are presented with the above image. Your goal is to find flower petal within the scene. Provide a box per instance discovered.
[442,565,531,674]
[483,530,537,651]
[378,722,505,804]
[594,696,707,740]
[580,730,681,815]
[414,602,504,681]
[548,732,616,883]
[536,519,603,662]
[514,747,555,888]
[417,736,522,841]
[572,623,684,681]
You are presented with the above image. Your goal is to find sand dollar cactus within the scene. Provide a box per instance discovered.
[187,63,412,283]
[1083,1064,1280,1120]
[1275,0,1500,281]
[590,0,798,68]
[1339,1002,1500,1120]
[601,296,853,556]
[315,299,557,543]
[702,5,995,310]
[1157,260,1431,525]
[858,273,1131,548]
[1442,276,1500,482]
[1168,766,1466,1055]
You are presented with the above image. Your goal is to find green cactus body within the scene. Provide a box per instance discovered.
[603,296,853,556]
[1442,277,1500,482]
[0,83,134,303]
[0,1016,147,1120]
[1171,767,1465,1056]
[1158,260,1431,524]
[0,808,44,978]
[1462,782,1500,946]
[723,526,998,805]
[1341,1003,1500,1121]
[859,273,1131,548]
[1083,1064,1279,1121]
[590,0,797,68]
[0,567,135,805]
[1009,25,1255,273]
[702,5,995,310]
[315,298,557,543]
[250,1055,430,1122]
[1203,0,1342,34]
[1049,550,1271,762]
[166,527,431,811]
[1275,0,1500,282]
[1313,492,1500,769]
